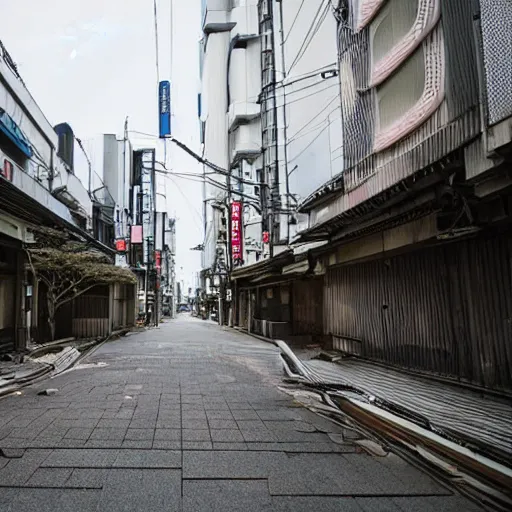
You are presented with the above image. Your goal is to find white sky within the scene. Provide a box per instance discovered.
[0,0,203,289]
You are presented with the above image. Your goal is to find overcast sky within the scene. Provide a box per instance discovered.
[0,0,203,289]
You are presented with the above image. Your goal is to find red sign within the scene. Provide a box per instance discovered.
[262,231,270,244]
[115,239,127,252]
[155,251,161,271]
[231,201,243,260]
[1,160,13,181]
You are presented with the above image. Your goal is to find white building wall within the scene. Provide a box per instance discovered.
[1,46,92,227]
[274,0,341,237]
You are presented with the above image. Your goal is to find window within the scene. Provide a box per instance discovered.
[370,0,441,87]
[254,186,260,196]
[371,0,418,64]
[376,46,425,131]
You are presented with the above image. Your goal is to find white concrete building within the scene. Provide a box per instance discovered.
[199,0,340,280]
[200,0,263,291]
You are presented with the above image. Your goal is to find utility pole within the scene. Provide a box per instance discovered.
[277,0,291,244]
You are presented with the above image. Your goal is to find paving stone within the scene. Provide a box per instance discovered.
[102,469,182,511]
[156,419,182,429]
[183,450,286,478]
[390,496,484,512]
[125,429,154,441]
[42,449,118,468]
[272,431,331,443]
[182,441,213,450]
[210,429,245,443]
[182,418,209,429]
[154,429,181,441]
[0,487,18,508]
[122,440,153,449]
[64,428,93,440]
[246,443,353,453]
[26,467,73,487]
[241,429,278,442]
[114,449,181,468]
[227,402,254,410]
[232,409,260,420]
[90,427,127,440]
[85,438,124,448]
[356,497,402,511]
[0,449,51,486]
[182,410,207,420]
[96,419,131,429]
[183,479,272,512]
[213,442,248,450]
[182,429,211,441]
[344,454,450,496]
[130,419,157,429]
[375,453,450,495]
[152,440,181,450]
[256,410,302,421]
[9,488,102,512]
[273,496,363,512]
[236,420,266,430]
[206,410,234,420]
[65,468,108,488]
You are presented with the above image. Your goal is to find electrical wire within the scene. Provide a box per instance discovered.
[162,173,203,230]
[287,96,340,141]
[280,82,339,108]
[288,119,334,164]
[287,0,329,75]
[282,0,306,45]
[153,0,160,84]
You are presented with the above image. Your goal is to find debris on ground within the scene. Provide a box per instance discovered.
[37,388,58,396]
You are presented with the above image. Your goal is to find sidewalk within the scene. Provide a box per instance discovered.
[0,347,80,397]
[277,343,512,466]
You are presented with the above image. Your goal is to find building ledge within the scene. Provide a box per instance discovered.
[228,102,260,131]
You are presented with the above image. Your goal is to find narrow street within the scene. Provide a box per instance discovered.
[0,317,484,511]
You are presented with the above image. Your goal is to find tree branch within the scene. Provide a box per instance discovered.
[55,275,88,302]
[55,284,97,311]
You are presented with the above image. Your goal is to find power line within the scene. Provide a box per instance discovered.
[153,0,160,83]
[282,0,306,45]
[288,119,335,164]
[287,1,330,75]
[287,96,340,141]
[280,82,339,108]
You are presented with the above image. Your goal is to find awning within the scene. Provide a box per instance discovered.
[282,258,310,276]
[0,108,33,158]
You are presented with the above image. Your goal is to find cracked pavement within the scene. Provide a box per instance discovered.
[0,316,485,511]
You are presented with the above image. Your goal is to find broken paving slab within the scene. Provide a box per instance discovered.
[41,449,119,468]
[182,479,272,512]
[113,449,181,468]
[183,450,287,479]
[267,453,451,497]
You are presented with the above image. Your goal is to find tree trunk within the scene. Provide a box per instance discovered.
[47,293,56,341]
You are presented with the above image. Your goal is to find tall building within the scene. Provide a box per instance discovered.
[231,0,512,393]
[98,134,176,323]
[0,40,133,350]
[198,0,339,322]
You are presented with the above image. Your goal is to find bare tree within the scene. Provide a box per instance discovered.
[25,229,135,340]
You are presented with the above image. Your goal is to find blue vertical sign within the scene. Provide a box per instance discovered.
[159,80,171,138]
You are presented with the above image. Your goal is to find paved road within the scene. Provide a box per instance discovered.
[0,317,483,511]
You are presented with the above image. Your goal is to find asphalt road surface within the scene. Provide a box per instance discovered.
[0,316,484,511]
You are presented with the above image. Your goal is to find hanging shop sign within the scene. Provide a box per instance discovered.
[155,250,162,272]
[115,239,127,252]
[231,201,243,261]
[1,159,13,181]
[262,231,270,244]
[159,80,171,138]
[131,225,143,244]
